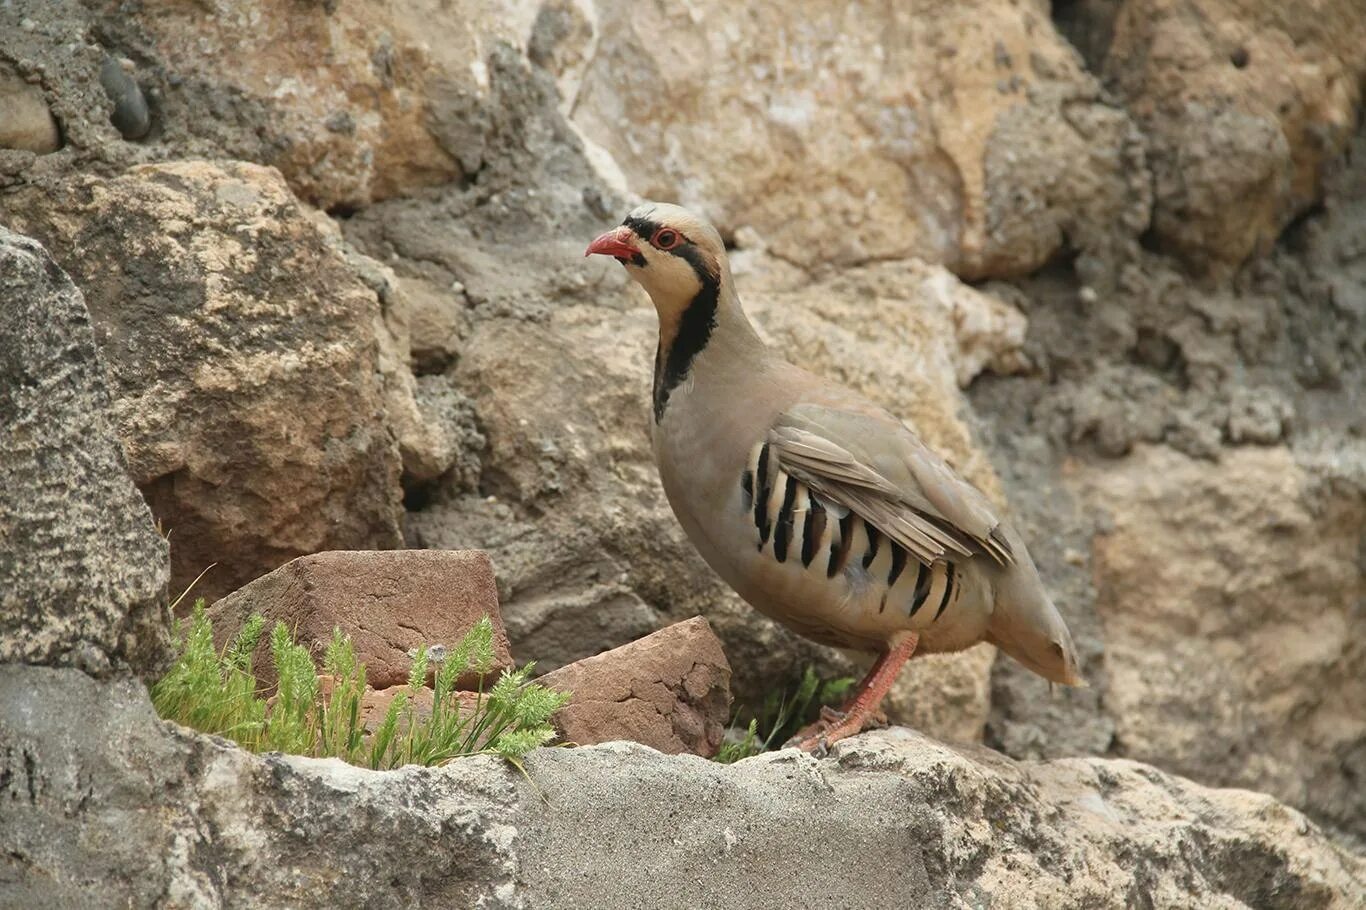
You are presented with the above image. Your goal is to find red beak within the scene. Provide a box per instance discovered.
[585,227,639,260]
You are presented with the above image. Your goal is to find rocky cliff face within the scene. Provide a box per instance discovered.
[1,0,1363,901]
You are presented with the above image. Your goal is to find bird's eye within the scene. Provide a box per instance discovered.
[652,228,681,250]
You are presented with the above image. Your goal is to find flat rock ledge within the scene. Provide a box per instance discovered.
[2,665,1361,910]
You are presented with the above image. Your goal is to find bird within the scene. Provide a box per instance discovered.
[585,202,1084,751]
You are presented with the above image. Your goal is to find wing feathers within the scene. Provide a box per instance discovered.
[768,408,1014,568]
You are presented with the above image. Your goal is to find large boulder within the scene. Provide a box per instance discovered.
[559,0,1149,278]
[1102,0,1366,269]
[1081,444,1366,839]
[0,227,170,677]
[1,666,1361,908]
[124,0,474,208]
[0,0,570,210]
[964,120,1366,837]
[4,161,407,602]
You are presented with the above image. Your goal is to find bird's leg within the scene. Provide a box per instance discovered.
[795,632,919,753]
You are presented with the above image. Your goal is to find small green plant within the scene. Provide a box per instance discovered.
[714,666,854,763]
[152,601,570,769]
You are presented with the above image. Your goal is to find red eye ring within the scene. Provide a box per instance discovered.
[651,227,682,250]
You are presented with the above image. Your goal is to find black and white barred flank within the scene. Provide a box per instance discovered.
[741,442,959,620]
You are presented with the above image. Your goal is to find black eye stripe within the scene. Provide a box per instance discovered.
[623,216,691,248]
[620,212,719,292]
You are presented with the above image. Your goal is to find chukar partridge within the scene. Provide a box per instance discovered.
[586,203,1084,751]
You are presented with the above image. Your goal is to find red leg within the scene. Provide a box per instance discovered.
[795,632,918,753]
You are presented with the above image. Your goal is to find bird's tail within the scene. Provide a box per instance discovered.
[985,567,1086,687]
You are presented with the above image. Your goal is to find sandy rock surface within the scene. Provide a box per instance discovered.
[2,666,1362,909]
[565,0,1148,278]
[1104,0,1366,269]
[1,0,1363,883]
[1081,444,1366,839]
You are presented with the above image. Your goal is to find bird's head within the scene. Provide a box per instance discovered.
[585,203,728,317]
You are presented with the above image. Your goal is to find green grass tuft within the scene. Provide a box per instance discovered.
[714,666,855,763]
[152,601,570,769]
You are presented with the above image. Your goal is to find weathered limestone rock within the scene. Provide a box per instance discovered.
[1104,0,1366,268]
[0,667,519,908]
[538,617,732,757]
[406,374,485,490]
[124,0,576,209]
[0,68,59,153]
[404,276,469,376]
[564,0,1149,277]
[4,161,406,601]
[209,549,512,690]
[355,251,479,489]
[0,227,170,677]
[1081,445,1366,839]
[2,666,1361,909]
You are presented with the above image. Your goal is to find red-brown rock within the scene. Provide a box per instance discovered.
[356,685,453,735]
[539,617,732,757]
[209,549,510,689]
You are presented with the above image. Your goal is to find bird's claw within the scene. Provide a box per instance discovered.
[786,707,844,752]
[790,706,891,755]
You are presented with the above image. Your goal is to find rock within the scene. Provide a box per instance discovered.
[405,277,467,376]
[0,227,170,677]
[356,684,438,734]
[0,68,59,153]
[4,160,406,601]
[128,1,459,208]
[401,374,485,489]
[523,732,1366,908]
[352,258,483,491]
[128,0,572,210]
[98,56,150,140]
[209,549,512,691]
[1080,445,1366,839]
[538,617,732,757]
[565,0,1149,277]
[0,0,599,206]
[0,666,521,908]
[968,121,1366,819]
[359,255,466,489]
[3,664,1362,909]
[1103,0,1366,268]
[405,305,681,679]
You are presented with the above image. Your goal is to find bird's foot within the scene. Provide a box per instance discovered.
[787,707,889,755]
[784,706,845,750]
